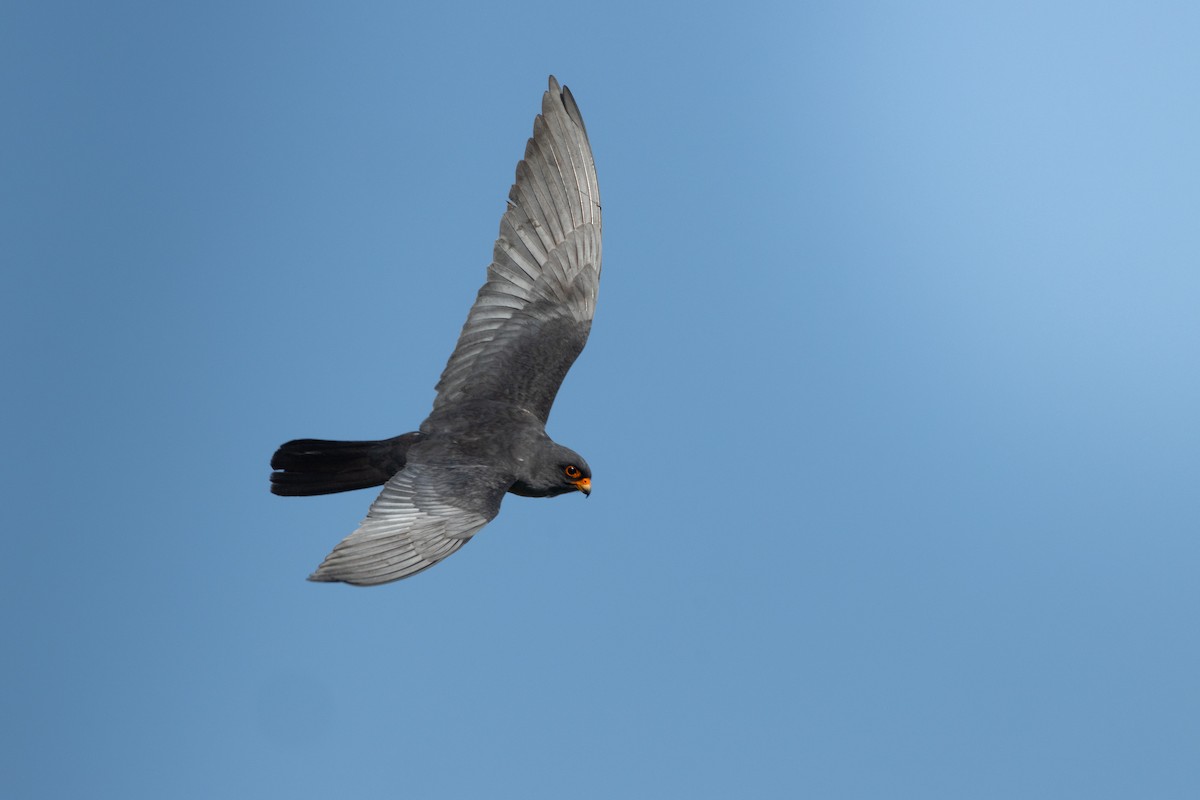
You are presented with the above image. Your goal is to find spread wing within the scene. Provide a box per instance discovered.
[432,76,601,423]
[307,462,510,586]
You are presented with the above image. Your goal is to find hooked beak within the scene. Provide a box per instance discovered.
[574,477,591,497]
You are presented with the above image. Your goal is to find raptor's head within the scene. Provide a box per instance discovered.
[510,442,591,498]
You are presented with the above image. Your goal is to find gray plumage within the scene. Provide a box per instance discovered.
[271,76,601,586]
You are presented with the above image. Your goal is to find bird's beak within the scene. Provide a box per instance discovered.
[574,477,591,497]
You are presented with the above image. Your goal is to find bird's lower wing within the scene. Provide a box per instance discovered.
[308,463,510,586]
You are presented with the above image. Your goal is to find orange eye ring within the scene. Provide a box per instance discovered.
[564,465,581,479]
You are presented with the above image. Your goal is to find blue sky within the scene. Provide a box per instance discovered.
[3,1,1198,797]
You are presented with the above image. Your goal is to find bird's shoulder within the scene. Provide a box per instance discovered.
[416,400,548,463]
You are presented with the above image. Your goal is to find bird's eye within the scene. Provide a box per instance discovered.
[564,465,581,479]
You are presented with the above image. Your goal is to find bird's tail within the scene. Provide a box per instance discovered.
[269,433,423,496]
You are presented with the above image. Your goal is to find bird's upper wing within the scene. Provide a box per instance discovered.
[431,76,601,423]
[307,462,511,586]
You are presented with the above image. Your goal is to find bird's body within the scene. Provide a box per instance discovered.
[271,76,601,586]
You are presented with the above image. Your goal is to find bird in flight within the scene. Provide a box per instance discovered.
[270,76,601,586]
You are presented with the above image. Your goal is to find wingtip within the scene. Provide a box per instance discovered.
[543,75,587,136]
[560,84,586,134]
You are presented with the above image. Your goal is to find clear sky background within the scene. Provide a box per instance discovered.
[3,1,1198,797]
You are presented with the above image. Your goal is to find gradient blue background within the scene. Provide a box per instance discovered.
[4,2,1198,797]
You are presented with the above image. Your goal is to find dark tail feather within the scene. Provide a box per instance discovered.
[269,433,422,496]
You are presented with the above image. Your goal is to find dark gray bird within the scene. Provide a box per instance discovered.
[270,76,600,586]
